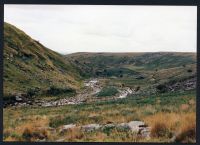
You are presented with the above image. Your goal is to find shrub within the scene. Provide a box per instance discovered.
[97,87,118,97]
[102,126,116,136]
[156,84,167,93]
[46,86,75,96]
[27,87,41,97]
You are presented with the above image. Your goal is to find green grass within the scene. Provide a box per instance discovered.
[66,52,196,78]
[3,90,196,141]
[97,87,119,97]
[3,22,81,98]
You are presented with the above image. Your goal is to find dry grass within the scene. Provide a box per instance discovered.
[22,127,48,141]
[175,113,196,143]
[189,99,195,105]
[3,94,196,142]
[3,115,50,141]
[143,112,196,142]
[60,127,84,141]
[180,104,189,111]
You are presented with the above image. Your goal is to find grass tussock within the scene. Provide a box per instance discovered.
[22,127,48,141]
[143,112,196,142]
[175,113,196,143]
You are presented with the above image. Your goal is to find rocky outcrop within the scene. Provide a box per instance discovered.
[156,76,196,93]
[44,121,151,142]
[79,121,150,138]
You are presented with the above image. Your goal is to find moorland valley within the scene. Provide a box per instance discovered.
[3,22,196,142]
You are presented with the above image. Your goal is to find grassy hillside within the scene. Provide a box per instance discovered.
[3,22,81,98]
[65,52,196,78]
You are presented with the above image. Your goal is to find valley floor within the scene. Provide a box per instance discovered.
[3,78,196,142]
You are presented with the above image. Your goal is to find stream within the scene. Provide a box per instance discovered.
[5,78,135,108]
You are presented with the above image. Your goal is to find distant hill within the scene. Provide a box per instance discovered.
[65,52,196,78]
[3,22,81,98]
[3,22,196,99]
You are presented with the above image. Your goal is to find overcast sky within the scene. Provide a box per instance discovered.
[4,5,197,54]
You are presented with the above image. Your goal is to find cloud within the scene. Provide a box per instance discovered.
[4,5,197,54]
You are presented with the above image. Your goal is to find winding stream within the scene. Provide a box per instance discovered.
[6,78,135,108]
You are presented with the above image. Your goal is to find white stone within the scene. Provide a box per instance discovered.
[82,124,101,132]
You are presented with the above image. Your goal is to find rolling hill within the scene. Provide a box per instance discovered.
[65,52,196,78]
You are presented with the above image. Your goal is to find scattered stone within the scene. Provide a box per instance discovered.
[138,126,151,139]
[82,124,101,132]
[36,139,46,142]
[117,121,145,132]
[169,135,177,142]
[56,138,66,142]
[128,121,145,132]
[102,123,116,130]
[15,96,23,101]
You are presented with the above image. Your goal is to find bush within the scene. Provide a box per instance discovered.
[97,87,118,97]
[156,84,168,93]
[102,126,116,136]
[46,86,75,96]
[27,87,41,97]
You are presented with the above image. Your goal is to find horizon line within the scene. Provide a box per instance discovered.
[63,51,197,55]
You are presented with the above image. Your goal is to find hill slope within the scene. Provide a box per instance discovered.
[3,22,81,98]
[65,52,196,78]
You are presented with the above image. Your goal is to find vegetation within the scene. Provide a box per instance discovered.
[66,52,196,79]
[3,22,81,98]
[97,87,119,97]
[3,22,196,142]
[3,90,196,142]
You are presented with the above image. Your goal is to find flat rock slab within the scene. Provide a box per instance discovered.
[128,121,145,132]
[81,124,101,132]
[117,121,145,132]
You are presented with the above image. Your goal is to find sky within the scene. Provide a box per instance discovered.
[4,5,197,54]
